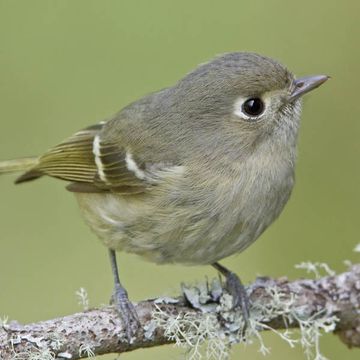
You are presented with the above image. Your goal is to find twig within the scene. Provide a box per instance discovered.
[1,265,359,359]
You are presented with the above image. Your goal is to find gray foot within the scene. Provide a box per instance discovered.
[224,271,250,322]
[212,262,250,324]
[111,284,140,342]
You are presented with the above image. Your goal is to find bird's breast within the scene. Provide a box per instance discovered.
[178,147,295,263]
[75,140,296,265]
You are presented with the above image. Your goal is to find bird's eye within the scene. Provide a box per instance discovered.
[242,98,265,117]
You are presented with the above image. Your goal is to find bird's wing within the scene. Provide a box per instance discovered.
[15,122,178,194]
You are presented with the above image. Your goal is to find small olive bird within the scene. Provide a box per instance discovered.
[0,52,328,338]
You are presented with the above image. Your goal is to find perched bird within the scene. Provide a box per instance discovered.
[0,52,328,338]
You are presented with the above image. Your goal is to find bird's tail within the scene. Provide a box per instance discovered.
[0,157,39,175]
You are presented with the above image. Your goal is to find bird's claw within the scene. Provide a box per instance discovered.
[111,285,141,342]
[212,262,250,332]
[225,271,250,324]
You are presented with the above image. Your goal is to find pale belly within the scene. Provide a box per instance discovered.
[74,171,293,265]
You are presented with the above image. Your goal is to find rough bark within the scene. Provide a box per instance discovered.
[1,265,359,359]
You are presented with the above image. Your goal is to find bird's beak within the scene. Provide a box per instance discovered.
[289,75,329,102]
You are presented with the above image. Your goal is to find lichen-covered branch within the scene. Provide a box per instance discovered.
[1,264,359,359]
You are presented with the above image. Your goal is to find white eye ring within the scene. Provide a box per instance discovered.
[233,96,269,121]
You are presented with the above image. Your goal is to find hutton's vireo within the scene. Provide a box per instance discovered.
[0,52,328,338]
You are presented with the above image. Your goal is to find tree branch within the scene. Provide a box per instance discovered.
[1,264,359,359]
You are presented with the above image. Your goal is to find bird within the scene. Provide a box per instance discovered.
[0,52,328,339]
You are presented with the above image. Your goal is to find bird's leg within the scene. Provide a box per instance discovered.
[108,249,140,341]
[212,262,250,323]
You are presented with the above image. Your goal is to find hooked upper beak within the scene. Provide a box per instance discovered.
[289,75,329,102]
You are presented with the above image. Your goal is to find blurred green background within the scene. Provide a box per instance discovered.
[0,1,359,359]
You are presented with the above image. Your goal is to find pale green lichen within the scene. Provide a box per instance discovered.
[294,311,338,360]
[0,315,9,328]
[8,332,67,360]
[295,262,335,279]
[152,277,338,360]
[75,287,90,311]
[11,347,55,360]
[8,332,65,360]
[79,343,95,357]
[153,306,229,360]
